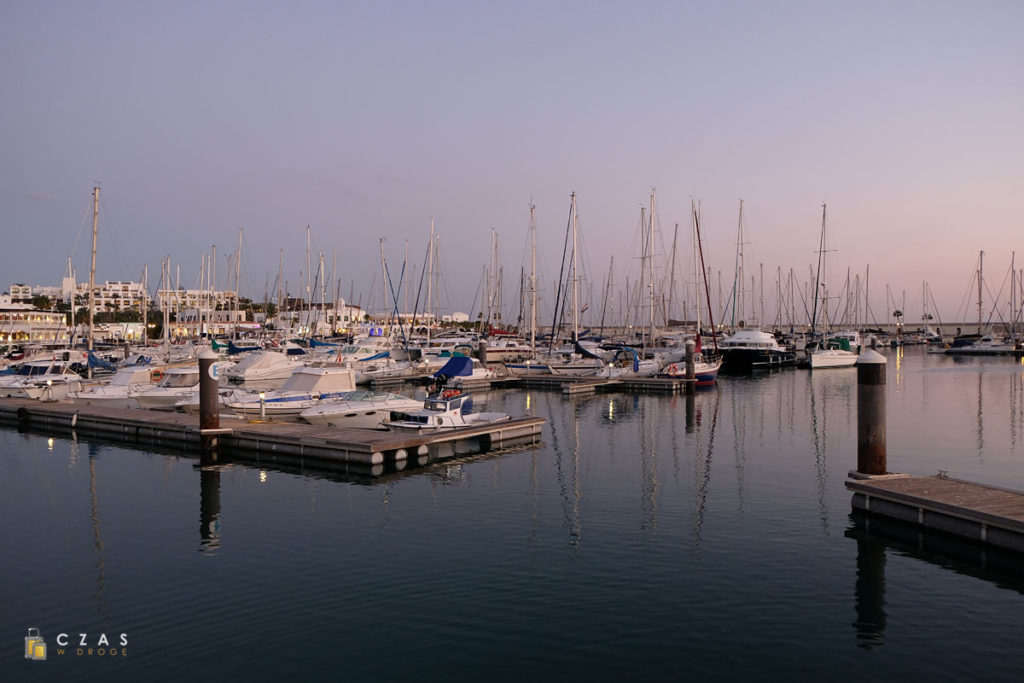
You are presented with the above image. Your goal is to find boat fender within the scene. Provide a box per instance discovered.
[150,369,164,382]
[436,416,444,425]
[668,363,678,374]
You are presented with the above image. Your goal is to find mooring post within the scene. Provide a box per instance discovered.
[856,349,887,475]
[684,339,696,395]
[199,348,220,463]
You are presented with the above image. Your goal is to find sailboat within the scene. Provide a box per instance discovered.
[505,193,604,377]
[806,203,858,369]
[658,200,721,385]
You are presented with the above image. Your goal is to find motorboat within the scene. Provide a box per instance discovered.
[718,329,796,371]
[68,365,161,409]
[299,390,424,429]
[222,347,308,385]
[0,360,84,400]
[133,366,207,409]
[806,334,859,369]
[945,334,1020,356]
[381,389,510,433]
[224,366,357,417]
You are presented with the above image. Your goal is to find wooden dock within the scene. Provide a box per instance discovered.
[0,398,545,474]
[501,375,689,395]
[847,474,1024,552]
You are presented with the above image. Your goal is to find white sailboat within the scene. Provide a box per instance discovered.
[807,204,857,369]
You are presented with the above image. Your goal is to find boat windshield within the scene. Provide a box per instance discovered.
[160,372,199,388]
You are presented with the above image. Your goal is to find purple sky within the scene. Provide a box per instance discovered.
[3,1,1022,328]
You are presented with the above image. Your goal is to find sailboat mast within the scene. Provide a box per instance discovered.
[235,228,242,340]
[87,186,99,359]
[427,218,435,334]
[978,250,984,334]
[668,222,678,327]
[811,203,827,336]
[648,189,656,343]
[162,257,170,343]
[691,201,701,336]
[693,200,718,351]
[571,192,579,342]
[529,203,537,349]
[141,264,148,342]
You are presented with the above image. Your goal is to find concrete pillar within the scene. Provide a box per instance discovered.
[856,349,887,475]
[199,349,219,431]
[199,348,220,463]
[684,339,696,395]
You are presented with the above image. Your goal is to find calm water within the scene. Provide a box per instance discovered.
[5,347,1024,681]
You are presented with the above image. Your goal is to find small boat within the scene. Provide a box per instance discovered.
[68,365,162,409]
[299,390,424,429]
[593,345,662,378]
[945,334,1020,356]
[222,346,308,385]
[0,361,84,400]
[225,366,357,417]
[808,346,858,369]
[806,334,859,369]
[432,355,498,387]
[132,366,204,409]
[658,355,722,385]
[381,390,510,433]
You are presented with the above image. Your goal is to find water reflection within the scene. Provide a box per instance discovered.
[848,522,887,649]
[88,453,107,614]
[198,466,222,553]
[847,510,1024,650]
[691,388,721,557]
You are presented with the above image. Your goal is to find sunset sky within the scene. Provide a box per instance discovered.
[3,1,1022,328]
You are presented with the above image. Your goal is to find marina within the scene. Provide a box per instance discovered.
[5,346,1024,680]
[0,396,544,470]
[6,3,1024,679]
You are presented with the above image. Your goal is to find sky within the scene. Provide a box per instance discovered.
[2,1,1022,328]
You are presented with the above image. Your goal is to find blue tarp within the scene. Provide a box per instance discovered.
[87,351,117,371]
[433,355,473,378]
[574,341,604,361]
[228,340,261,355]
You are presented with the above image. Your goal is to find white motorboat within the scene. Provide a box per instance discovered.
[808,347,858,369]
[299,390,424,429]
[133,366,204,409]
[225,366,357,417]
[382,389,510,433]
[222,347,308,385]
[0,361,84,400]
[68,365,161,409]
[945,334,1019,355]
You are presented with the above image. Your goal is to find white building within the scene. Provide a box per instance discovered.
[155,288,238,313]
[0,302,69,344]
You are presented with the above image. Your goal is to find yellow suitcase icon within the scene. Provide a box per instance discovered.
[25,628,46,660]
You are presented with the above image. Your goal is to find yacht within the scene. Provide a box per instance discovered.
[718,329,796,371]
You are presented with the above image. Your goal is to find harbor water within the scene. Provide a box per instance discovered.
[5,347,1024,681]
